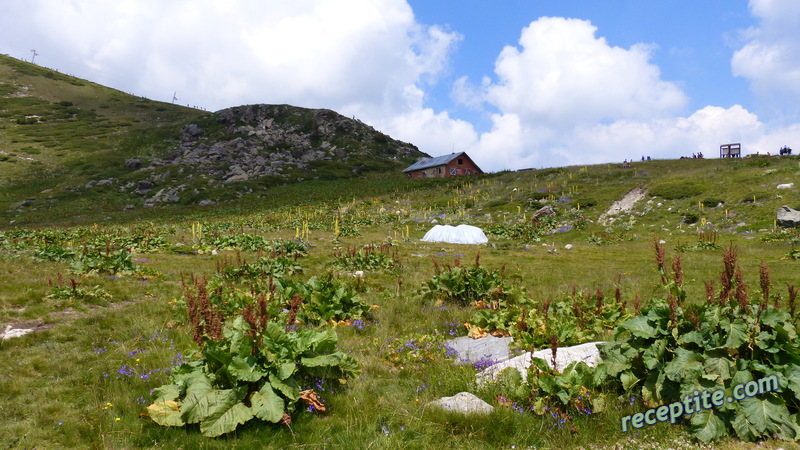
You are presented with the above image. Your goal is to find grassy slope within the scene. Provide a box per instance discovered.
[2,55,800,448]
[0,54,208,221]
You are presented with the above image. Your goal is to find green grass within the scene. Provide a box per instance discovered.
[1,158,799,447]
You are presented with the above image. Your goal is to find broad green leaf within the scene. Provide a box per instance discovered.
[664,347,703,383]
[740,395,787,435]
[760,307,788,327]
[277,362,296,380]
[642,338,667,370]
[301,354,340,368]
[619,315,658,339]
[678,330,705,347]
[147,400,186,427]
[703,350,732,381]
[250,384,284,423]
[227,356,267,383]
[180,373,215,424]
[722,319,748,349]
[784,364,800,398]
[641,372,667,407]
[269,373,300,401]
[598,346,632,377]
[732,405,759,441]
[690,407,727,443]
[619,371,640,392]
[199,388,254,437]
[151,384,182,402]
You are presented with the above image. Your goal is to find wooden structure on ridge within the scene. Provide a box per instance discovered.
[720,143,741,158]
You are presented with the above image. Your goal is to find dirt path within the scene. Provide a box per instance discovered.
[598,187,648,225]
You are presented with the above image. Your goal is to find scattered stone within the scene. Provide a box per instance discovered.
[198,199,215,206]
[18,199,35,208]
[777,206,800,228]
[136,180,155,196]
[777,183,795,190]
[427,392,494,415]
[531,205,555,221]
[564,244,573,250]
[97,179,114,186]
[476,342,604,385]
[125,158,142,169]
[122,204,135,211]
[143,187,182,207]
[446,335,513,365]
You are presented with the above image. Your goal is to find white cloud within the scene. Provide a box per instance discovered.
[732,0,800,106]
[1,0,461,115]
[460,17,688,127]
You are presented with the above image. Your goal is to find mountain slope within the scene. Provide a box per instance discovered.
[0,55,426,224]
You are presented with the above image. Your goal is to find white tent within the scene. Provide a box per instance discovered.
[421,224,488,245]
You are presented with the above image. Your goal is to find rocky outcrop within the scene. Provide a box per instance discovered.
[157,104,423,184]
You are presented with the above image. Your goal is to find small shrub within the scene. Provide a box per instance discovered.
[651,180,705,199]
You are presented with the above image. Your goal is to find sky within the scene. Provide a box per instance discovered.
[2,0,800,171]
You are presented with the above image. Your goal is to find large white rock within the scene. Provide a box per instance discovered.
[427,392,494,415]
[1,325,34,340]
[421,224,488,245]
[446,335,513,365]
[777,183,795,189]
[476,341,604,385]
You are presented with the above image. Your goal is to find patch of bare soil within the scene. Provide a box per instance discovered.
[598,187,648,225]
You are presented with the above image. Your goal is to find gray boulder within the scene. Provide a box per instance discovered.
[427,392,494,415]
[777,206,800,228]
[125,158,142,169]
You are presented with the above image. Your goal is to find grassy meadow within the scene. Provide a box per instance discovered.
[1,154,800,448]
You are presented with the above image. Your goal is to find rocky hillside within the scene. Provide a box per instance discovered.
[161,104,423,184]
[114,104,426,208]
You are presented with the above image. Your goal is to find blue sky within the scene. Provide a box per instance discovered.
[2,0,799,170]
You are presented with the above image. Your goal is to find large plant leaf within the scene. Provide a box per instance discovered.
[619,371,641,392]
[703,349,732,381]
[199,388,254,437]
[251,383,285,423]
[277,362,296,380]
[784,364,800,398]
[731,405,759,441]
[721,318,748,349]
[151,384,182,402]
[642,338,667,370]
[147,400,186,427]
[690,407,727,443]
[619,315,658,339]
[180,373,215,424]
[269,373,300,402]
[227,356,268,383]
[664,347,703,383]
[740,395,787,435]
[598,344,632,377]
